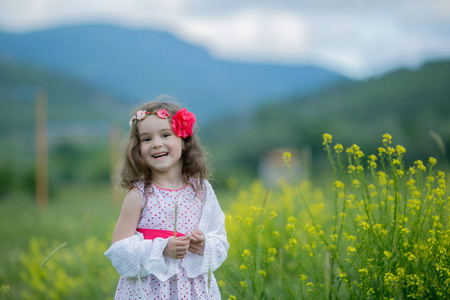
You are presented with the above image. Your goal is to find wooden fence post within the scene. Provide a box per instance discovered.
[35,89,48,209]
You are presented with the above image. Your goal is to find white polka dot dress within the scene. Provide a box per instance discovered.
[113,182,221,299]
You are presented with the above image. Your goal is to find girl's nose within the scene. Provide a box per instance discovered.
[152,137,163,148]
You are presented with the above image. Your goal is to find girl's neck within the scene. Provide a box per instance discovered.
[152,174,185,191]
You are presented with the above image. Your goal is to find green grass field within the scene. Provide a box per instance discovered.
[2,134,450,299]
[0,183,122,299]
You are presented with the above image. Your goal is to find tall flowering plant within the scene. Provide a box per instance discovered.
[218,134,450,299]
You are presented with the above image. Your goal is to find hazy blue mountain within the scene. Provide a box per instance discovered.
[0,24,351,121]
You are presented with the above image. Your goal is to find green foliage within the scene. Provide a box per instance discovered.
[50,138,112,185]
[0,183,121,299]
[20,236,117,299]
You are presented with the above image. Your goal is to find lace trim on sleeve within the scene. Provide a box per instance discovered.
[104,233,179,281]
[181,180,229,278]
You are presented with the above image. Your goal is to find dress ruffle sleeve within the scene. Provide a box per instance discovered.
[181,181,229,278]
[104,232,180,281]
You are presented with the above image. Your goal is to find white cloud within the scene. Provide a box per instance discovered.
[0,0,449,78]
[173,8,309,60]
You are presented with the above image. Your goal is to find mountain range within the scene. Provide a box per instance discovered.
[0,23,448,184]
[0,24,350,121]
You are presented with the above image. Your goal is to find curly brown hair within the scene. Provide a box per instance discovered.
[120,97,209,193]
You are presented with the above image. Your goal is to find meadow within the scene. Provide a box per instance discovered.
[1,134,449,299]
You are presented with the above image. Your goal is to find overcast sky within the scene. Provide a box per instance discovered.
[1,0,449,78]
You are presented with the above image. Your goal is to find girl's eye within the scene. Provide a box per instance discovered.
[162,133,171,138]
[142,137,151,142]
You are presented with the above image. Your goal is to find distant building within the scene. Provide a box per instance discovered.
[258,147,311,187]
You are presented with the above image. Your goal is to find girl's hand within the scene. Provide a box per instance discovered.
[163,236,190,259]
[188,229,205,255]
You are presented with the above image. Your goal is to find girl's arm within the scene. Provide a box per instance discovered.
[106,187,182,281]
[111,187,141,245]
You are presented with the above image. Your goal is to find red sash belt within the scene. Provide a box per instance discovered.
[137,228,185,240]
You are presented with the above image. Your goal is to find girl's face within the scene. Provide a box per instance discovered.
[138,115,184,177]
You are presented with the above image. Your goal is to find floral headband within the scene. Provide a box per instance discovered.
[129,108,196,138]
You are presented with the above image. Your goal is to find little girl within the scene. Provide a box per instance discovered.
[105,99,228,299]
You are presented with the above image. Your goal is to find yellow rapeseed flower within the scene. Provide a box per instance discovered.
[288,216,297,223]
[268,248,277,255]
[285,223,295,232]
[387,146,395,155]
[323,133,332,145]
[415,160,426,172]
[401,227,410,234]
[240,281,247,288]
[384,250,392,259]
[268,210,277,220]
[382,133,392,144]
[373,223,383,230]
[334,180,344,189]
[346,234,356,242]
[429,157,437,166]
[359,268,369,276]
[396,145,406,155]
[378,147,386,155]
[384,272,396,285]
[239,265,248,271]
[377,171,387,185]
[348,165,356,173]
[359,221,370,230]
[242,249,250,258]
[330,234,338,242]
[405,252,416,261]
[259,270,267,277]
[348,246,356,253]
[334,143,343,153]
[228,296,236,300]
[218,280,225,287]
[283,152,291,163]
[272,231,280,237]
[355,150,364,158]
[289,238,297,246]
[396,268,405,277]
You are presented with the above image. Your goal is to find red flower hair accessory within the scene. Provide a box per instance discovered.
[129,108,196,138]
[171,108,196,138]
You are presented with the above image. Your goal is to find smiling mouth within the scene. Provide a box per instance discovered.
[152,152,168,159]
